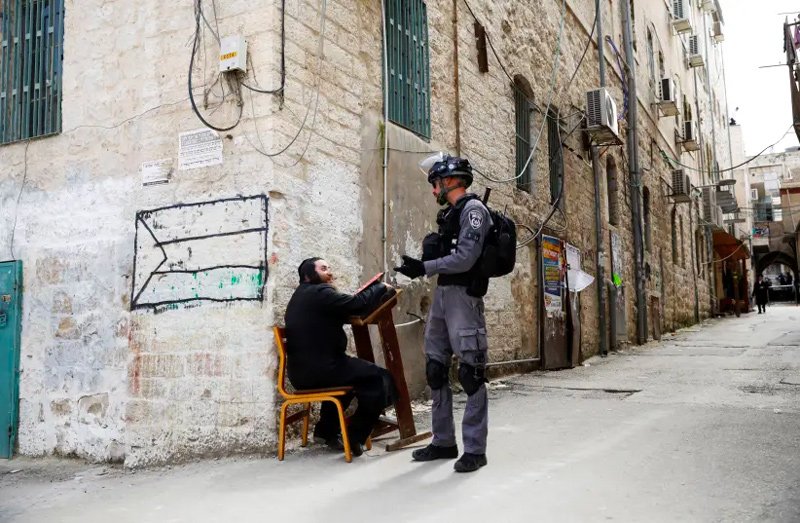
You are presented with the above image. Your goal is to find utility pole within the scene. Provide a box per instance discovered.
[622,0,647,344]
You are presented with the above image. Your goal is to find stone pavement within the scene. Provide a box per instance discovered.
[1,304,799,522]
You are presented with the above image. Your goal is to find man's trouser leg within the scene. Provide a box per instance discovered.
[316,395,353,439]
[424,287,456,448]
[335,358,395,445]
[442,286,489,455]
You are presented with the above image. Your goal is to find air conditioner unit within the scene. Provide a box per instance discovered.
[711,21,724,43]
[723,211,746,224]
[716,189,738,213]
[701,0,717,12]
[586,87,622,145]
[658,78,680,116]
[672,0,693,34]
[671,169,692,202]
[701,187,717,223]
[682,120,700,151]
[688,35,704,68]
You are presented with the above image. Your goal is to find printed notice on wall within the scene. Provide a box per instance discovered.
[141,159,173,186]
[565,243,594,293]
[178,128,223,170]
[542,235,563,315]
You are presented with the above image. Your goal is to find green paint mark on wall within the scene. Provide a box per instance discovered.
[231,275,240,285]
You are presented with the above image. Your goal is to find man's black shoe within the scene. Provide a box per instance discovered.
[348,440,364,457]
[454,452,487,473]
[313,434,344,451]
[411,443,459,462]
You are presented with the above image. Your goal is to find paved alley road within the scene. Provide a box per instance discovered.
[2,305,799,523]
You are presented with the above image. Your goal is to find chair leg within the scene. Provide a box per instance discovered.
[332,399,352,463]
[278,401,290,461]
[301,402,311,447]
[365,436,372,451]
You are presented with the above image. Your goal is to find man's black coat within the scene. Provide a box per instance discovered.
[284,282,388,387]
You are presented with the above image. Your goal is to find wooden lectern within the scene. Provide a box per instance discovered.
[347,289,432,451]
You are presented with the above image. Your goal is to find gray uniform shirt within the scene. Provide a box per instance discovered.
[423,196,493,277]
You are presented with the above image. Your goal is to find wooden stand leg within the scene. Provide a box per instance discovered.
[377,316,416,440]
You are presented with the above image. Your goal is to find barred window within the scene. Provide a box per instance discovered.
[0,0,65,145]
[384,0,430,138]
[514,76,534,192]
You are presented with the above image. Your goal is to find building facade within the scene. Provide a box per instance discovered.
[0,0,735,466]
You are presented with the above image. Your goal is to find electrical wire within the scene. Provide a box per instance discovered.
[604,36,628,120]
[515,117,579,249]
[188,0,243,131]
[238,0,286,95]
[63,98,190,133]
[465,0,568,184]
[661,124,795,175]
[244,0,327,159]
[8,140,30,260]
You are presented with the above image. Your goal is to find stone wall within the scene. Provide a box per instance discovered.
[0,0,727,465]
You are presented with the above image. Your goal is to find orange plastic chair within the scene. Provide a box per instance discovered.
[273,326,370,462]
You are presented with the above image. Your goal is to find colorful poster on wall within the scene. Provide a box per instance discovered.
[542,235,563,315]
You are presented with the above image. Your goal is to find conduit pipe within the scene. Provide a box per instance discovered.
[381,0,390,275]
[622,0,647,343]
[592,0,608,356]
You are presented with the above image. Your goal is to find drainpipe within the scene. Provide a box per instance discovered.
[721,49,734,178]
[380,0,390,275]
[452,0,461,156]
[622,0,647,344]
[592,0,608,356]
[691,205,700,322]
[702,13,719,184]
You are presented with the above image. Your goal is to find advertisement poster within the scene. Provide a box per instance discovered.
[542,235,563,314]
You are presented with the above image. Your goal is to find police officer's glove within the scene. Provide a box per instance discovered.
[394,255,425,279]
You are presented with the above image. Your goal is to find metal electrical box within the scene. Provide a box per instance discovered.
[219,35,247,73]
[0,261,22,459]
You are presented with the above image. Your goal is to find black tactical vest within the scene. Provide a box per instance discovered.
[431,195,489,296]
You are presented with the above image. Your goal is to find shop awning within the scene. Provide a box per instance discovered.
[713,229,749,262]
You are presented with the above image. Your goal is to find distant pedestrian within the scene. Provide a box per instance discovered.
[752,275,769,314]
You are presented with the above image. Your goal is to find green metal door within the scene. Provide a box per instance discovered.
[0,261,22,459]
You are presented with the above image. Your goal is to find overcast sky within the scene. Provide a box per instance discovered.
[722,0,799,157]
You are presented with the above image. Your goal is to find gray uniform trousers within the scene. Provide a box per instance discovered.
[424,285,489,454]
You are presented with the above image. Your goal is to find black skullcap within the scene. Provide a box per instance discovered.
[298,257,322,283]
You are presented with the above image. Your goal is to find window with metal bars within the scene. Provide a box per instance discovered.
[384,0,430,138]
[0,0,64,145]
[514,77,533,192]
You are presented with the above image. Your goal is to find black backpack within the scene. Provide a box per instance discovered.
[479,192,517,278]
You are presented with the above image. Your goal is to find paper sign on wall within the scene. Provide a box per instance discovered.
[141,159,173,186]
[178,128,223,170]
[565,243,595,293]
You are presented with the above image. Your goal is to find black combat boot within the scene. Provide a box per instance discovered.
[411,443,459,461]
[453,452,487,473]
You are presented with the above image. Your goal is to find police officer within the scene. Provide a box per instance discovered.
[394,154,492,473]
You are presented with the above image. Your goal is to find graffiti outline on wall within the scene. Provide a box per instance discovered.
[131,194,268,310]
